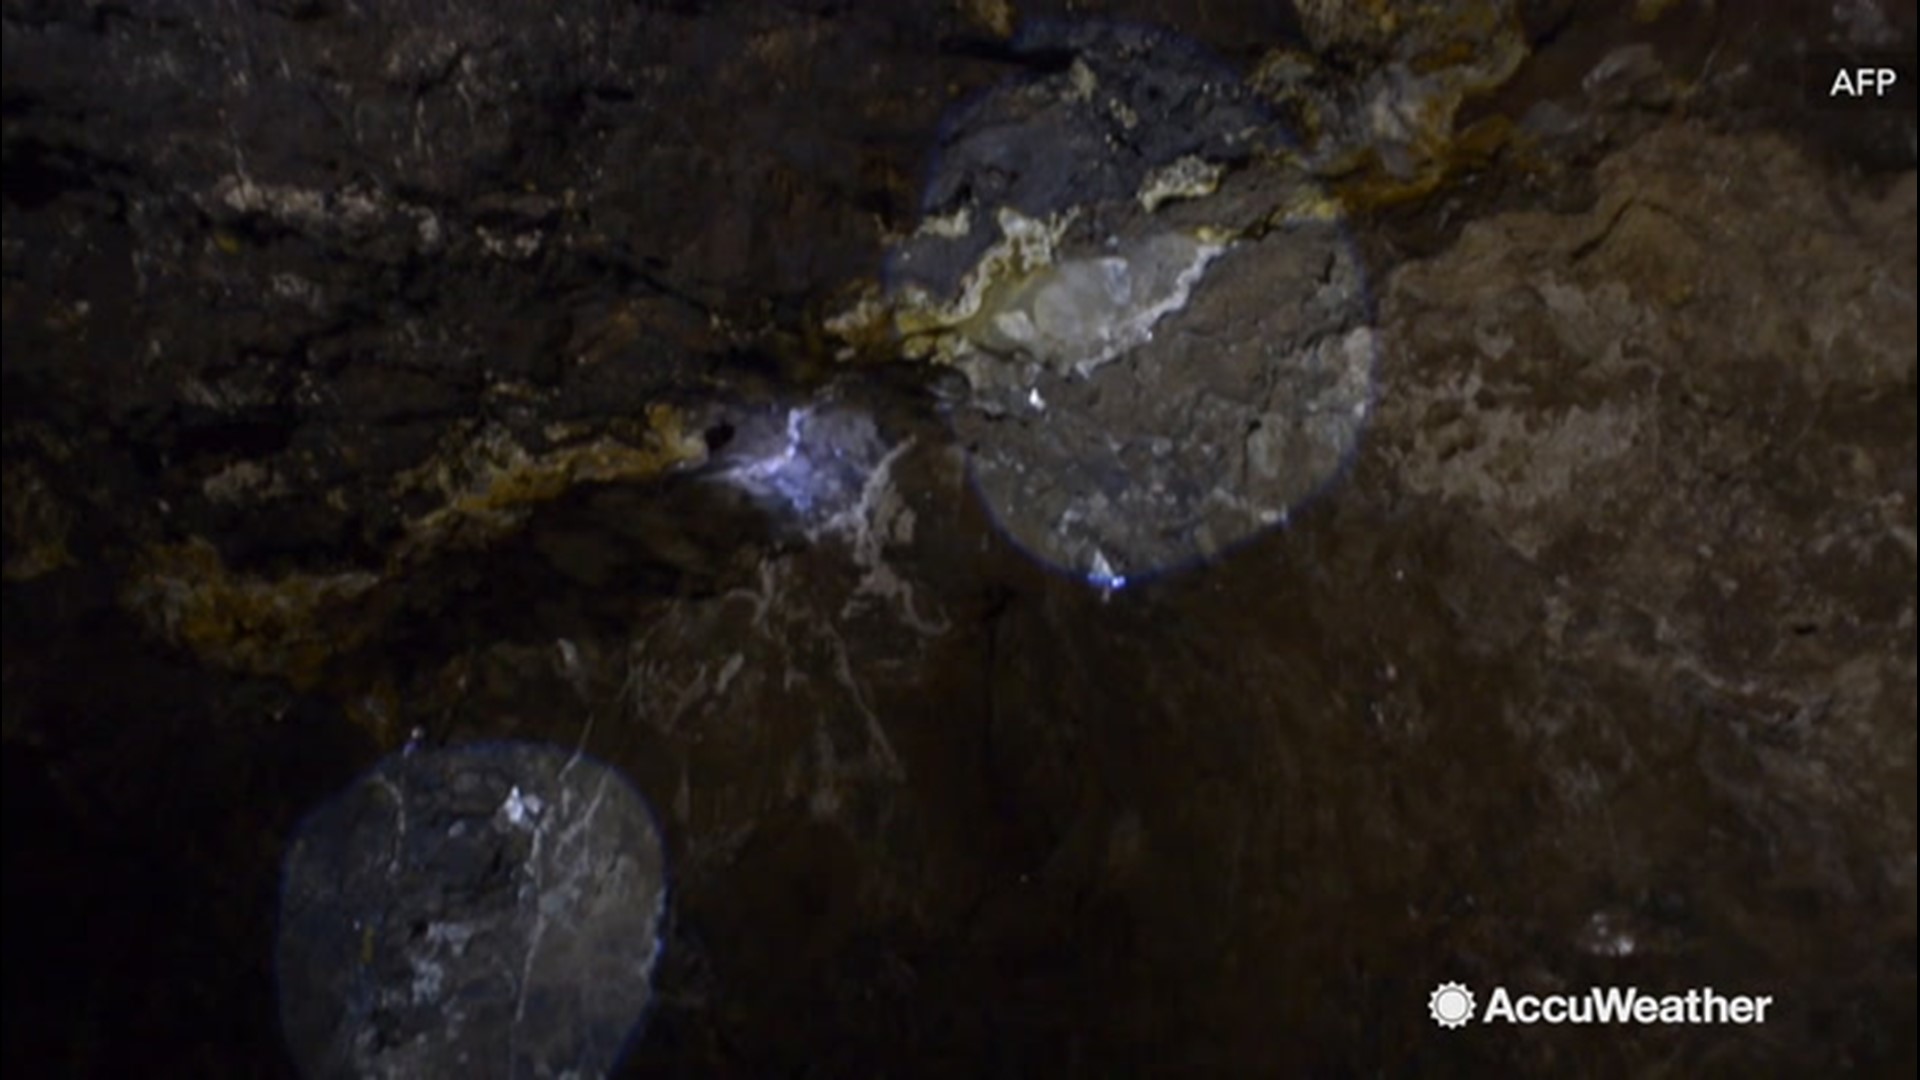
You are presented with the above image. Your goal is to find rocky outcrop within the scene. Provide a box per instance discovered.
[3,1,1912,1076]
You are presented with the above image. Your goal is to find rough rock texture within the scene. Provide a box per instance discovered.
[3,1,1915,1077]
[877,21,1380,583]
[1357,122,1916,1074]
[278,742,667,1080]
[1,0,993,600]
[955,219,1375,582]
[885,19,1272,307]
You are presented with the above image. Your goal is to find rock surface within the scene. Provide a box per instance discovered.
[2,1,1914,1077]
[278,741,667,1080]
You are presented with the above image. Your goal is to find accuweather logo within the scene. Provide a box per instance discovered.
[1428,983,1476,1028]
[1428,983,1774,1028]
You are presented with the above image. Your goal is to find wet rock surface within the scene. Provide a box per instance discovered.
[3,1,1915,1077]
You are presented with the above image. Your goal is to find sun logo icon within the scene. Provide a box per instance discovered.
[1429,982,1476,1028]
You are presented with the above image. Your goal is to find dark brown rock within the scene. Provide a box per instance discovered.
[2,2,1913,1077]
